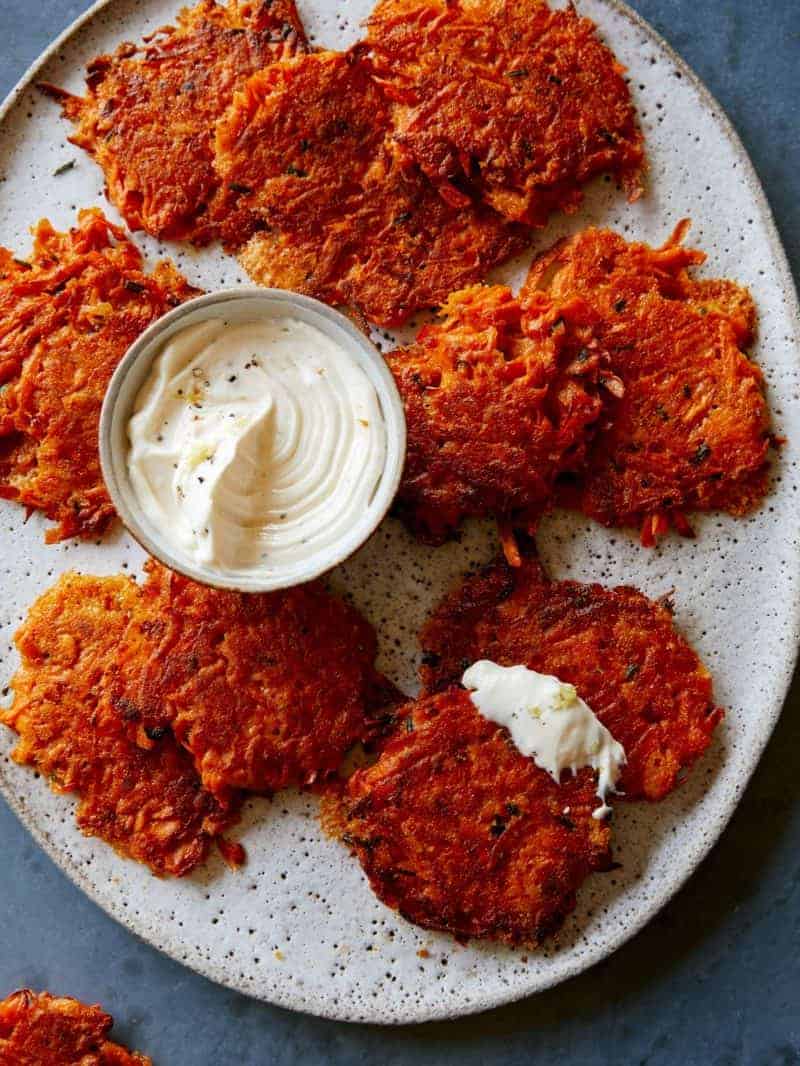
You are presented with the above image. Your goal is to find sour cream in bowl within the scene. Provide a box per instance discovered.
[100,290,406,592]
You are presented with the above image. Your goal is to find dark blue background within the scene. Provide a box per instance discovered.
[1,2,799,1062]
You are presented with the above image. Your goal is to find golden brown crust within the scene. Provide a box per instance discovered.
[216,51,391,238]
[420,551,723,801]
[1,561,397,861]
[0,209,197,543]
[364,0,644,224]
[217,50,527,326]
[45,0,308,244]
[341,687,611,945]
[0,989,150,1065]
[387,284,612,542]
[521,225,770,543]
[1,573,240,877]
[116,561,400,801]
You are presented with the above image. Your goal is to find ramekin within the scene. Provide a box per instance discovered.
[99,288,406,593]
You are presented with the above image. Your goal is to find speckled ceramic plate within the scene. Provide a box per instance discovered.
[1,0,798,1025]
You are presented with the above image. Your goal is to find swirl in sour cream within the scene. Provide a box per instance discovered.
[127,316,387,577]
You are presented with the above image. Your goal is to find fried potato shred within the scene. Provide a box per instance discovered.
[387,283,613,542]
[522,224,770,543]
[0,989,150,1065]
[420,551,723,801]
[44,0,650,326]
[1,561,397,874]
[0,209,196,543]
[364,0,644,224]
[217,50,527,326]
[43,0,308,244]
[117,560,399,801]
[1,573,241,877]
[340,687,611,945]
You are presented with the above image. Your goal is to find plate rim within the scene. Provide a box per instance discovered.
[0,0,798,1025]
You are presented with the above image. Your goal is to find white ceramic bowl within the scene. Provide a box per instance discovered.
[99,288,407,593]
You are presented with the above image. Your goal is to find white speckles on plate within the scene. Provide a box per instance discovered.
[0,0,798,1025]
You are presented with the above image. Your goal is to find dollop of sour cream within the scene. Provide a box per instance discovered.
[127,317,386,576]
[462,661,626,819]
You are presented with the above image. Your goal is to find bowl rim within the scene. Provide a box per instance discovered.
[99,287,407,593]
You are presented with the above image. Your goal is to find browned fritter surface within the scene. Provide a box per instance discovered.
[420,552,723,801]
[0,989,150,1066]
[111,561,397,802]
[44,0,308,244]
[521,224,770,544]
[0,573,239,877]
[216,50,391,235]
[1,560,397,854]
[364,0,644,225]
[387,283,614,543]
[217,50,527,326]
[340,687,611,945]
[0,209,196,543]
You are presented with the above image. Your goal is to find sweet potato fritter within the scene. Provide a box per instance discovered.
[0,990,150,1066]
[1,573,240,877]
[364,0,644,225]
[340,687,611,945]
[0,209,196,543]
[217,50,526,326]
[43,0,308,244]
[387,283,614,543]
[420,551,723,801]
[521,224,770,544]
[110,560,398,802]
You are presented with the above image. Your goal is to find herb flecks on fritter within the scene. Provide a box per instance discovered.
[339,687,612,945]
[119,560,399,801]
[364,0,644,224]
[217,50,526,327]
[387,283,615,543]
[420,551,723,801]
[43,0,308,244]
[521,223,770,544]
[0,209,196,543]
[0,573,240,877]
[0,989,151,1065]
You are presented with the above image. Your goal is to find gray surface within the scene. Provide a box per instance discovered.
[0,0,799,1062]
